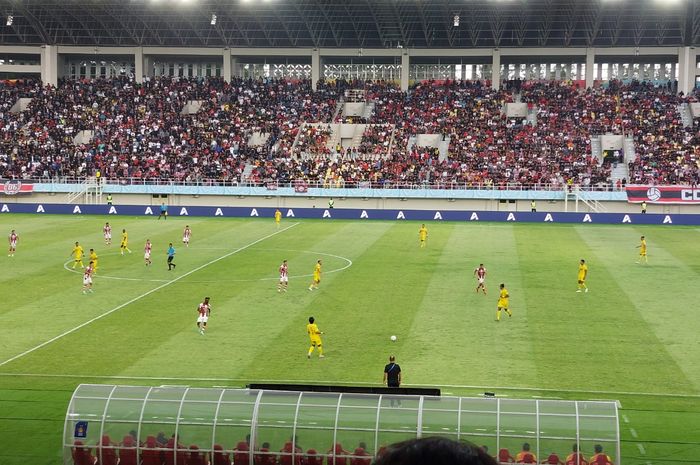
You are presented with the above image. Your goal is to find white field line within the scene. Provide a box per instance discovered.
[637,444,646,455]
[0,372,698,399]
[630,428,638,438]
[0,223,300,368]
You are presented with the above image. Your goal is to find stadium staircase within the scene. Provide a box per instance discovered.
[332,99,344,123]
[241,163,255,183]
[9,97,32,114]
[565,186,607,213]
[438,136,450,161]
[678,103,693,129]
[526,106,538,126]
[66,176,103,204]
[350,124,367,149]
[72,130,95,146]
[590,136,603,163]
[180,100,203,115]
[363,101,375,120]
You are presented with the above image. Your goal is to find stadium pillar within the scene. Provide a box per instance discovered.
[492,49,501,90]
[585,48,595,88]
[40,45,57,87]
[223,48,232,82]
[678,46,696,96]
[400,52,409,91]
[312,49,321,90]
[134,47,144,84]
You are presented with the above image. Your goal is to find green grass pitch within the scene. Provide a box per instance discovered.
[0,214,699,464]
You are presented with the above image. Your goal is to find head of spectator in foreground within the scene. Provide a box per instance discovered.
[373,437,498,465]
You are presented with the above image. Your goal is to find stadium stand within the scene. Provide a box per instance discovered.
[2,77,697,190]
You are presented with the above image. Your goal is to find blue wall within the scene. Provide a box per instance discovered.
[1,203,694,225]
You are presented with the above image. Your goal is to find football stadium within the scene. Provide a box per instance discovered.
[1,0,700,464]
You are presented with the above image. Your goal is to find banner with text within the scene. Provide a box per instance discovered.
[1,203,698,225]
[626,185,700,204]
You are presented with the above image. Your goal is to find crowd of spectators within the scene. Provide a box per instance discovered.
[1,76,698,189]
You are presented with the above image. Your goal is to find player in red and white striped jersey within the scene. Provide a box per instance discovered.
[278,260,289,293]
[144,239,152,266]
[474,264,487,295]
[82,262,94,294]
[103,222,112,245]
[196,297,211,335]
[183,226,192,247]
[8,230,18,256]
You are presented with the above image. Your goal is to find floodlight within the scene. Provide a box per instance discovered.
[453,15,460,27]
[6,15,13,26]
[210,13,217,25]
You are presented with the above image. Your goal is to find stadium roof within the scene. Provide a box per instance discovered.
[0,0,697,50]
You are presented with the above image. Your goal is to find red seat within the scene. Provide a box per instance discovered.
[118,435,138,465]
[186,445,208,465]
[163,438,187,465]
[349,447,371,465]
[141,436,163,465]
[72,440,96,465]
[305,449,323,465]
[213,444,231,465]
[499,448,515,463]
[233,441,250,465]
[96,435,118,465]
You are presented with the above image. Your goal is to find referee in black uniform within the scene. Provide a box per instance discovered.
[383,355,402,406]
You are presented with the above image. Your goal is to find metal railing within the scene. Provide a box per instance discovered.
[5,176,624,192]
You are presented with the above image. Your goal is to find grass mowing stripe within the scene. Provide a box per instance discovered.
[0,222,299,368]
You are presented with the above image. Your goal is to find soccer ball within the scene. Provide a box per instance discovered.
[390,335,397,342]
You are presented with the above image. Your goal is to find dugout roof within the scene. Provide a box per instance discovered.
[0,0,697,49]
[63,384,621,465]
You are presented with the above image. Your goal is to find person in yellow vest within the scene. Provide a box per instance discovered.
[496,283,512,321]
[531,200,536,212]
[274,209,282,229]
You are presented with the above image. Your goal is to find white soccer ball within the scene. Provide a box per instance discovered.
[390,335,397,342]
[646,187,661,202]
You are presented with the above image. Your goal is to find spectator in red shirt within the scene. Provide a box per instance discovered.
[541,452,564,464]
[498,447,515,463]
[565,444,588,465]
[589,445,613,465]
[327,443,350,465]
[212,444,231,465]
[515,443,537,463]
[350,442,372,465]
[72,440,96,465]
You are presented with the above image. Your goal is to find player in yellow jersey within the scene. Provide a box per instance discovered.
[308,259,322,291]
[306,316,325,359]
[274,208,282,229]
[636,235,648,264]
[89,248,99,273]
[496,283,512,321]
[576,259,588,292]
[70,241,85,269]
[120,229,132,255]
[418,224,428,248]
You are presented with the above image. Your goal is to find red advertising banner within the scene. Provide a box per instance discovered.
[626,185,700,204]
[0,180,33,195]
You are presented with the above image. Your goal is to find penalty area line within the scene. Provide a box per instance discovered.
[0,372,698,399]
[0,223,300,368]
